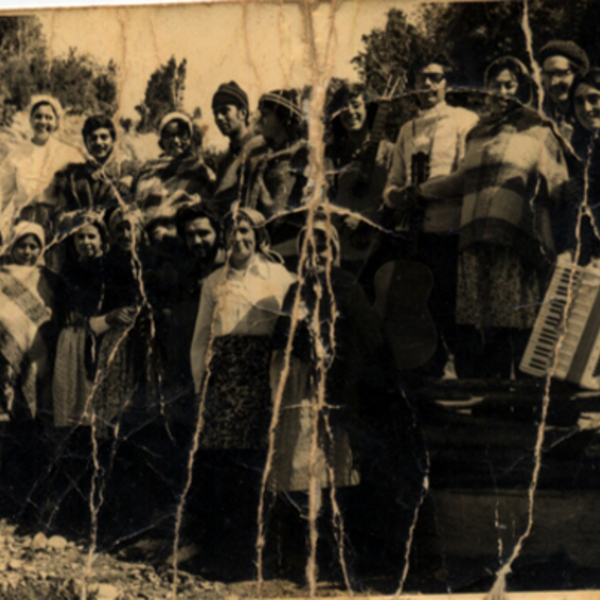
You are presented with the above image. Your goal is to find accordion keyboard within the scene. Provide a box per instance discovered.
[520,256,600,389]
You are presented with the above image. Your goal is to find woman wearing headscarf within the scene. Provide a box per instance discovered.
[0,221,58,514]
[134,112,215,214]
[51,213,138,430]
[0,221,56,420]
[51,115,140,228]
[245,90,310,266]
[92,207,158,438]
[0,96,83,243]
[414,56,570,377]
[188,205,294,580]
[266,214,382,579]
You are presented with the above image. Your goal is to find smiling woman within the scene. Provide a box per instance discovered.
[187,206,294,579]
[0,95,83,243]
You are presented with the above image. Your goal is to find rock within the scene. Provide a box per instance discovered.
[165,543,200,566]
[96,583,120,600]
[47,535,68,550]
[8,559,23,571]
[32,532,47,551]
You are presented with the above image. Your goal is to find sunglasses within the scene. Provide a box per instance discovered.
[416,73,446,84]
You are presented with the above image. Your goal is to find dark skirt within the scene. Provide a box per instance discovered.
[456,246,547,330]
[200,335,272,450]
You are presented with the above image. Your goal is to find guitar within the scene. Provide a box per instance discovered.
[373,260,437,370]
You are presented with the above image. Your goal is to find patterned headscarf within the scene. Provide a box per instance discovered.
[226,204,282,263]
[297,215,341,268]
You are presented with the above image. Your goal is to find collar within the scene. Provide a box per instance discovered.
[227,252,273,280]
[86,150,119,181]
[418,100,449,119]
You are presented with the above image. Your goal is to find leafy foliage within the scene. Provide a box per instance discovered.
[135,56,190,134]
[352,0,600,139]
[50,49,118,116]
[0,16,119,124]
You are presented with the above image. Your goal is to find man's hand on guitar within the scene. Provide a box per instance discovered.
[390,185,423,229]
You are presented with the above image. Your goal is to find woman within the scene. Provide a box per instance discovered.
[134,111,215,214]
[188,206,293,580]
[567,68,600,263]
[0,222,56,420]
[0,96,83,243]
[266,215,385,579]
[245,90,309,267]
[325,82,394,272]
[52,115,139,226]
[415,56,569,378]
[246,90,309,218]
[92,207,156,438]
[52,214,134,429]
[191,206,294,447]
[269,216,380,492]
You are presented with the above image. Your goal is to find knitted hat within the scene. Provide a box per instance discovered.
[539,41,589,73]
[212,81,249,112]
[259,90,303,121]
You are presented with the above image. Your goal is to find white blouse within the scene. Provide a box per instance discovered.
[190,253,294,393]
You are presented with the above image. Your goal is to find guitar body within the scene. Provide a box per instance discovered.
[373,260,438,370]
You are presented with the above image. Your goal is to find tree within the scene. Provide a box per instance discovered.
[49,48,119,116]
[135,56,188,133]
[351,1,600,139]
[0,16,49,113]
[351,9,431,139]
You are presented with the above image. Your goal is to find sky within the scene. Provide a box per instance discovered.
[23,0,421,147]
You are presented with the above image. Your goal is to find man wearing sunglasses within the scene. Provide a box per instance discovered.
[539,40,589,142]
[384,59,478,379]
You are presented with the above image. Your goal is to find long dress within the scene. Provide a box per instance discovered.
[268,268,380,492]
[92,248,156,438]
[52,256,106,428]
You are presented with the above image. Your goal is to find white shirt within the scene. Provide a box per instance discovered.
[0,136,83,240]
[384,102,479,232]
[190,253,294,392]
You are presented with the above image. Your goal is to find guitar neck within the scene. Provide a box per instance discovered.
[358,100,392,180]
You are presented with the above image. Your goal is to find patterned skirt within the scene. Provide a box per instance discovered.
[456,246,547,330]
[199,335,273,450]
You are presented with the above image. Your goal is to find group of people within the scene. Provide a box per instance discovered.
[0,37,598,582]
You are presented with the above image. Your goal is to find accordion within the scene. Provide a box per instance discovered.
[520,254,600,389]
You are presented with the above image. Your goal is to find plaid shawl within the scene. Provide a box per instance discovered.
[0,266,52,416]
[459,106,569,265]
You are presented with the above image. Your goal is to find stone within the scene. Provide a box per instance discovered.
[32,532,47,551]
[47,535,68,550]
[8,559,23,570]
[96,583,120,600]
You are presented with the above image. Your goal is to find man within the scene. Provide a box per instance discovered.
[52,115,138,223]
[167,201,223,399]
[383,59,479,379]
[539,40,589,142]
[210,81,265,216]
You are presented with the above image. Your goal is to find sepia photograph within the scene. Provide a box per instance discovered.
[0,0,597,598]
